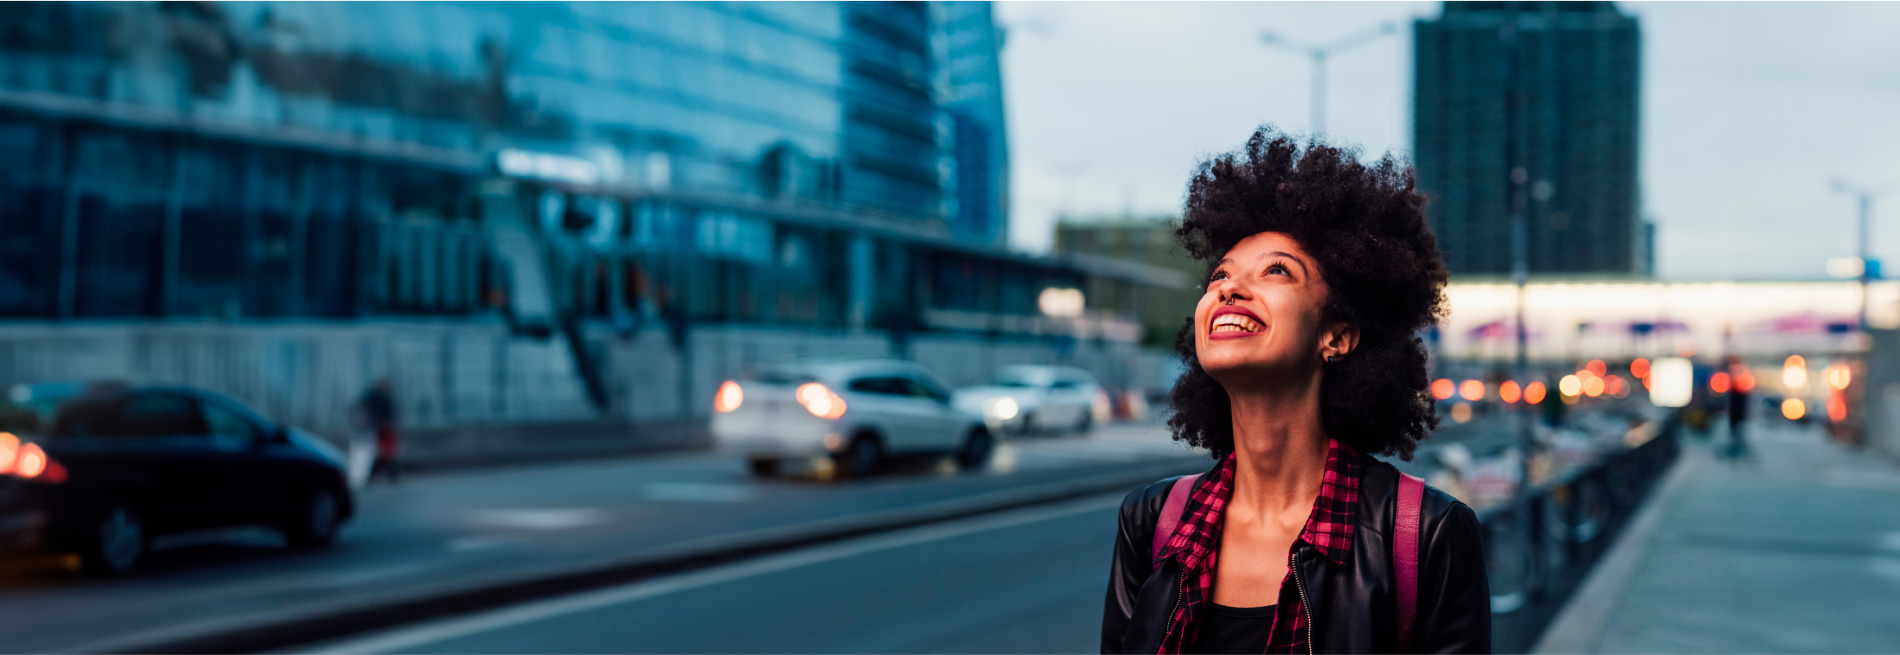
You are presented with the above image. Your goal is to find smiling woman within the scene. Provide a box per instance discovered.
[1102,128,1489,655]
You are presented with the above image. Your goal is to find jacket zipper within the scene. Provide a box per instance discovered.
[1162,573,1185,649]
[1291,550,1314,655]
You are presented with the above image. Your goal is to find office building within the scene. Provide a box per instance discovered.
[1413,1,1648,277]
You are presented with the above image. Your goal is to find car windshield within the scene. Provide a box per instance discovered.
[754,369,818,385]
[0,383,84,435]
[991,378,1037,387]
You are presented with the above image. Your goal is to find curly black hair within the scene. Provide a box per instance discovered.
[1167,127,1449,461]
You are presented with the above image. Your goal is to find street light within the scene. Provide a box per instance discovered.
[1833,178,1879,329]
[1260,21,1397,136]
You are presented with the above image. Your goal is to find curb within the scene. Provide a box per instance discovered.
[1530,439,1702,654]
[74,458,1209,654]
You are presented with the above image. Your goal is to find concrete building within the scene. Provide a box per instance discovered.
[1413,2,1648,277]
[0,2,1178,455]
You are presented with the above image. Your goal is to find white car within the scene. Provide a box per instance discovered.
[952,365,1112,436]
[712,360,992,478]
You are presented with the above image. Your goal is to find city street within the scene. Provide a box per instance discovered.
[303,492,1126,654]
[0,424,1208,654]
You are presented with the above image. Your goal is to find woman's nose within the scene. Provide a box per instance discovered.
[1211,278,1246,302]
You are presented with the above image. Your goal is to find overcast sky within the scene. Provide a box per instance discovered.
[994,1,1900,281]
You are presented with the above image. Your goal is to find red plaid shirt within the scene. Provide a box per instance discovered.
[1153,439,1365,654]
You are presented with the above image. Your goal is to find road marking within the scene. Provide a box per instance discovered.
[300,492,1125,654]
[465,508,609,531]
[639,482,756,503]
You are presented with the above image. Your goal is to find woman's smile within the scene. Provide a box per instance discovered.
[1208,305,1265,339]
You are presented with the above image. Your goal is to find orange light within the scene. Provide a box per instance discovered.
[1827,391,1848,422]
[1524,381,1547,404]
[1559,375,1583,397]
[1499,380,1522,404]
[714,380,745,413]
[1630,358,1651,379]
[1459,379,1486,402]
[1710,371,1731,394]
[1586,360,1606,377]
[1582,375,1605,397]
[1734,368,1756,392]
[1605,375,1625,396]
[1431,379,1455,400]
[1825,363,1852,391]
[16,442,46,479]
[796,382,848,420]
[1641,375,1652,390]
[0,432,16,475]
[1781,398,1806,420]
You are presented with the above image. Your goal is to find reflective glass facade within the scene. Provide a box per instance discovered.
[0,2,1056,330]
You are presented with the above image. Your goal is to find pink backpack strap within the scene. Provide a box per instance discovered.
[1395,472,1425,653]
[1151,474,1199,562]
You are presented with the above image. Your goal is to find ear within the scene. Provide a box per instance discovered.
[1320,322,1360,360]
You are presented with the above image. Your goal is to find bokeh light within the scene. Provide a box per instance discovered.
[1781,397,1806,420]
[1459,379,1486,401]
[1499,380,1522,403]
[1559,375,1583,397]
[1431,378,1455,400]
[1525,381,1547,404]
[1710,371,1731,394]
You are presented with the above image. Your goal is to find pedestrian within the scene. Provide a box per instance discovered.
[355,377,401,485]
[1726,356,1751,459]
[1102,129,1491,654]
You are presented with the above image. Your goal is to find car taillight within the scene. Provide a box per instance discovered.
[795,383,847,419]
[714,380,745,413]
[0,432,66,484]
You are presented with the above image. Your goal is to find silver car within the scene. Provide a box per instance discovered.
[712,360,992,478]
[952,365,1112,436]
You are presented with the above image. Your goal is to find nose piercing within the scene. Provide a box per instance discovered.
[1223,296,1235,306]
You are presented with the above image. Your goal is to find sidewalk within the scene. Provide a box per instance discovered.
[1536,419,1900,653]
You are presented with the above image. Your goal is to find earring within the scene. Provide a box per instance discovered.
[1325,354,1336,364]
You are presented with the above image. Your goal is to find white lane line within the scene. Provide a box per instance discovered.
[300,492,1125,654]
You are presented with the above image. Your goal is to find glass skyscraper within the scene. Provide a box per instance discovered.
[0,1,1037,325]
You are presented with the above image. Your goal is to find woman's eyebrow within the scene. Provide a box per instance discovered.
[1255,251,1310,276]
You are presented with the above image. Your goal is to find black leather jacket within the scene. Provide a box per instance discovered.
[1101,459,1492,654]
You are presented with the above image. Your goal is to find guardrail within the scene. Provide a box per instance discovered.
[1477,417,1681,652]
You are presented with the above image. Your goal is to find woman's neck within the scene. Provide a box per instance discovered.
[1225,375,1330,520]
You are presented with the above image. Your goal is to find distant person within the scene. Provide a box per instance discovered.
[1726,357,1750,459]
[1102,129,1490,654]
[355,378,401,484]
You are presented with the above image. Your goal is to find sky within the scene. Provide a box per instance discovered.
[993,1,1900,281]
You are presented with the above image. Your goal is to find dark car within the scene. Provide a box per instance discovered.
[0,383,354,574]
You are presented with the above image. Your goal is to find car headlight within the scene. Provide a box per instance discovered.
[988,397,1019,421]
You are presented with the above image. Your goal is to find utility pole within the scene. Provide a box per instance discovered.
[1260,21,1396,136]
[1833,179,1877,329]
[1501,8,1538,512]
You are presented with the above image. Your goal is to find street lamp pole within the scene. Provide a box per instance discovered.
[1261,21,1397,137]
[1835,179,1878,329]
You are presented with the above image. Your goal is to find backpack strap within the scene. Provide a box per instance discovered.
[1395,472,1425,653]
[1151,474,1200,562]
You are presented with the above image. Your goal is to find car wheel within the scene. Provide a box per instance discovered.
[1075,411,1094,435]
[958,427,994,470]
[83,504,145,575]
[1020,411,1037,436]
[285,487,342,549]
[838,434,882,479]
[748,457,780,477]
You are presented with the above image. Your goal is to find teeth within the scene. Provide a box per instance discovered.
[1211,314,1261,333]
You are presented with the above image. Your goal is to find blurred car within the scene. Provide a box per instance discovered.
[0,383,354,574]
[952,365,1112,436]
[712,360,991,478]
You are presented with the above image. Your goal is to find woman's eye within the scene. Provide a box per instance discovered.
[1267,264,1288,276]
[1209,270,1228,282]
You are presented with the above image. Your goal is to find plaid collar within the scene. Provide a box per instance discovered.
[1152,438,1365,654]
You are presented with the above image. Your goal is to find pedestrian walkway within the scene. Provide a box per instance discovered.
[1536,419,1900,653]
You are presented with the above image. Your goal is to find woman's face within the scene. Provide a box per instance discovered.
[1194,232,1346,389]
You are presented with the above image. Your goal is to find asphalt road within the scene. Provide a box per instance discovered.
[0,424,1206,654]
[304,492,1127,654]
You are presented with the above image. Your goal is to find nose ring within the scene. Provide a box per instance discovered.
[1223,296,1235,306]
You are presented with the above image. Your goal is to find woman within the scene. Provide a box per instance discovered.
[1101,129,1490,654]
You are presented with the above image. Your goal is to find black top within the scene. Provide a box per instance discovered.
[1190,603,1276,654]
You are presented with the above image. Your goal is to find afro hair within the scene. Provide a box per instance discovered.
[1167,127,1449,461]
